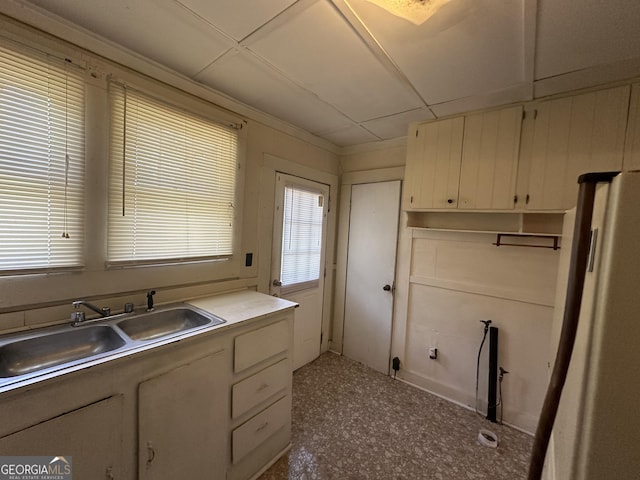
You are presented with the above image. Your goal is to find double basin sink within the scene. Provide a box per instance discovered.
[0,305,225,388]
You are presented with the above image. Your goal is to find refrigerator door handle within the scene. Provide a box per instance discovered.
[587,228,599,273]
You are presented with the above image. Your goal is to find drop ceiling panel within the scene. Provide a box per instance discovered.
[536,0,640,80]
[27,0,232,76]
[246,0,424,122]
[346,0,525,105]
[176,0,296,41]
[361,108,434,139]
[196,50,353,135]
[320,124,380,146]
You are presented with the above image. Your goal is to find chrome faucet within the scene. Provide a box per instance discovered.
[71,300,111,326]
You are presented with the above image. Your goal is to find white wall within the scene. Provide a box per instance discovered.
[399,230,558,432]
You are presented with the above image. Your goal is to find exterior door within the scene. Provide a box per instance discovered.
[271,173,329,370]
[343,181,401,374]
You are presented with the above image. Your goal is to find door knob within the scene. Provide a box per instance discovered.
[383,284,392,292]
[272,279,282,287]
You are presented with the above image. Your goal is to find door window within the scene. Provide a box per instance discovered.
[279,185,324,294]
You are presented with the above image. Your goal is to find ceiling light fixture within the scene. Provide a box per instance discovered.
[363,0,451,25]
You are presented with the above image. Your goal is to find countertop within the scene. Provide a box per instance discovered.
[188,289,298,325]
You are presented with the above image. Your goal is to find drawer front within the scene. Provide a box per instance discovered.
[232,359,289,419]
[234,319,289,373]
[232,395,290,464]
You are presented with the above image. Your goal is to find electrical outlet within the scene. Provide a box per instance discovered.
[428,347,438,360]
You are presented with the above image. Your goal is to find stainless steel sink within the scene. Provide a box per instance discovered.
[0,325,126,378]
[0,303,225,390]
[116,307,223,341]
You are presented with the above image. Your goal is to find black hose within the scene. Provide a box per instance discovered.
[475,320,491,415]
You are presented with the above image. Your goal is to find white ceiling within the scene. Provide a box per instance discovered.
[16,0,640,147]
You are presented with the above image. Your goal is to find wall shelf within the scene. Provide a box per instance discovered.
[406,211,565,237]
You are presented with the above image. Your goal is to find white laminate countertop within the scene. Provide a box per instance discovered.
[188,289,298,326]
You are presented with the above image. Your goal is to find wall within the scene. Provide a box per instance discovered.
[398,230,558,433]
[335,142,560,434]
[0,13,339,335]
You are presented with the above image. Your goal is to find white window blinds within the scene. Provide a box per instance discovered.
[108,84,238,265]
[280,185,324,292]
[0,43,85,273]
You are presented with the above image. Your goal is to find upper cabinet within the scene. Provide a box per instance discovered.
[404,116,464,210]
[458,106,522,210]
[404,105,522,211]
[520,85,630,211]
[623,83,640,171]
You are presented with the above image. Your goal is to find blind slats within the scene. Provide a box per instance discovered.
[280,186,324,290]
[0,43,85,273]
[108,84,238,264]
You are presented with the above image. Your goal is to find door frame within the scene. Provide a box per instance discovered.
[258,153,338,355]
[332,167,405,356]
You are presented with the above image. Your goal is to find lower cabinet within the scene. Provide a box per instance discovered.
[138,351,228,480]
[0,395,123,479]
[0,299,296,480]
[228,313,294,480]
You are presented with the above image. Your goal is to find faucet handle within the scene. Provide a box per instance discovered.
[71,310,86,325]
[146,290,156,311]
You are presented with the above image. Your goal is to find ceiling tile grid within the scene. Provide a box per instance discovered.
[14,0,640,146]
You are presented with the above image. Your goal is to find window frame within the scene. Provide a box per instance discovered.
[106,80,246,268]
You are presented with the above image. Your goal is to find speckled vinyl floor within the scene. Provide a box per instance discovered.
[259,352,533,480]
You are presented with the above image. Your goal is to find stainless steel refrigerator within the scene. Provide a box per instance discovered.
[529,171,640,479]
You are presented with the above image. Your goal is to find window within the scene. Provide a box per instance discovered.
[0,42,85,273]
[280,184,325,293]
[108,84,239,265]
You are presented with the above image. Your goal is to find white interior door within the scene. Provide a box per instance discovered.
[271,173,329,370]
[343,180,401,374]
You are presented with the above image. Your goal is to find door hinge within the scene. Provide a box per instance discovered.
[320,332,323,345]
[514,194,518,204]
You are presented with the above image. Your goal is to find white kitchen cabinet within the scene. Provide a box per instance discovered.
[232,358,289,419]
[458,106,522,209]
[228,312,294,480]
[523,85,630,210]
[234,319,289,373]
[138,351,228,480]
[623,83,640,171]
[404,117,464,210]
[0,395,123,479]
[404,106,522,211]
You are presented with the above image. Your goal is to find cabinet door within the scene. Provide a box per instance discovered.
[623,83,640,171]
[0,395,123,479]
[526,85,629,210]
[139,351,228,480]
[405,117,464,209]
[458,106,522,209]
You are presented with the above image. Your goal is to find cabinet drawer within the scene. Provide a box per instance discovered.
[234,319,289,373]
[232,359,289,419]
[232,395,290,464]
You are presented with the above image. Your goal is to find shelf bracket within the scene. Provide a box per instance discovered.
[493,233,560,250]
